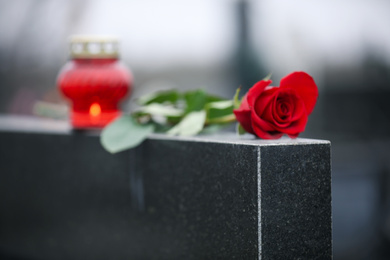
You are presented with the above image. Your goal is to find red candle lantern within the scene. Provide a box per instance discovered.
[57,36,132,128]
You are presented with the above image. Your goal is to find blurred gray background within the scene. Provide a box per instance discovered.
[1,0,390,259]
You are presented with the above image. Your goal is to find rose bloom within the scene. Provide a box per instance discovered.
[233,72,318,139]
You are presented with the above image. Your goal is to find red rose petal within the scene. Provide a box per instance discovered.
[273,98,307,134]
[263,88,308,135]
[273,92,293,126]
[274,88,306,123]
[239,93,250,110]
[288,132,299,138]
[235,72,317,139]
[233,94,254,134]
[250,107,283,139]
[233,108,254,134]
[281,113,308,135]
[279,71,318,115]
[254,87,278,119]
[247,80,272,108]
[290,96,306,122]
[275,99,292,122]
[260,97,277,125]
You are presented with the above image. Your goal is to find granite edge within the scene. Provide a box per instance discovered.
[0,115,330,146]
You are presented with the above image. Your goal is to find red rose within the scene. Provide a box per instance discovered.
[233,71,318,139]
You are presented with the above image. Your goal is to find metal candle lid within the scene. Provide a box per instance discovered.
[69,35,120,59]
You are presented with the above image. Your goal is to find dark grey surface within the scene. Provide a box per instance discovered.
[0,116,331,259]
[260,144,332,259]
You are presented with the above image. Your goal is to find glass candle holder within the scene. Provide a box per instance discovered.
[57,35,132,128]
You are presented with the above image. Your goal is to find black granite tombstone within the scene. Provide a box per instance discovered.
[0,116,331,259]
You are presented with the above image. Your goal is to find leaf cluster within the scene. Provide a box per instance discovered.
[101,89,237,153]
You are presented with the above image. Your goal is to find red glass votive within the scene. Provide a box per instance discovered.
[57,36,132,129]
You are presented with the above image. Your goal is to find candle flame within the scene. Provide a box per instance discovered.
[89,103,101,117]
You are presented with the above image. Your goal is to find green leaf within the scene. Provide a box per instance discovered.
[206,100,233,109]
[135,103,183,117]
[262,72,272,81]
[205,100,234,120]
[153,123,172,133]
[205,94,224,103]
[237,123,247,135]
[167,110,206,136]
[200,124,229,134]
[137,89,180,105]
[233,87,241,109]
[206,114,236,124]
[100,115,154,153]
[184,89,207,113]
